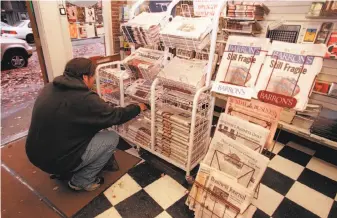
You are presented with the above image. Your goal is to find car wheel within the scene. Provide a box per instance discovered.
[3,50,28,69]
[26,34,34,43]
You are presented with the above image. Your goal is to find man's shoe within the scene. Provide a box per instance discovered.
[68,177,104,192]
[103,154,119,172]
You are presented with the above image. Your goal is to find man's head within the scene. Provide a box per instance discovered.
[64,58,97,89]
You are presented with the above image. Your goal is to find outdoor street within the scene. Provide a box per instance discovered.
[1,37,105,144]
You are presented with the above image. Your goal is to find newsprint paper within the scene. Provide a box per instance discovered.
[216,113,270,151]
[186,163,254,218]
[203,134,269,190]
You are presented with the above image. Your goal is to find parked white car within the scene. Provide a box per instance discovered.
[1,20,34,43]
[1,37,33,69]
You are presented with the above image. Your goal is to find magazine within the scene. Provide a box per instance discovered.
[325,31,337,59]
[216,113,270,151]
[225,97,282,148]
[203,134,269,190]
[254,41,326,111]
[216,36,270,88]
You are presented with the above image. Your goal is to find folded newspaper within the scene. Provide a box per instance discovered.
[203,134,269,190]
[216,113,270,151]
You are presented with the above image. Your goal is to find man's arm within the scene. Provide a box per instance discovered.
[80,93,147,129]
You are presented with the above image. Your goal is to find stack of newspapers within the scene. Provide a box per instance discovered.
[98,68,132,104]
[186,113,270,218]
[125,117,151,148]
[158,56,215,92]
[125,79,153,104]
[160,16,212,51]
[123,47,166,80]
[121,12,166,45]
[155,105,208,167]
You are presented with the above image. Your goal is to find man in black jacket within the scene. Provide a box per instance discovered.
[26,58,147,191]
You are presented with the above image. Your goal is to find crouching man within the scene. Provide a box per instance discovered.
[26,58,147,191]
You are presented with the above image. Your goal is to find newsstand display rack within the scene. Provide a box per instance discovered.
[95,0,225,180]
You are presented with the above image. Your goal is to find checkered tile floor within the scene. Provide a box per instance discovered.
[74,137,337,218]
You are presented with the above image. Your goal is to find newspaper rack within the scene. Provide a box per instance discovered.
[187,180,241,218]
[93,0,226,181]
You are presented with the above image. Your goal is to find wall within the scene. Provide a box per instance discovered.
[32,1,73,81]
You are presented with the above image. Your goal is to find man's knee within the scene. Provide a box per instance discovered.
[94,131,120,151]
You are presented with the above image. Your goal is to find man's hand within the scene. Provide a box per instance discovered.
[138,103,148,111]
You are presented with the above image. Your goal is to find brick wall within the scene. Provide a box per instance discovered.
[111,0,126,54]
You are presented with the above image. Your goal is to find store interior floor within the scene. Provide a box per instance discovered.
[1,131,337,218]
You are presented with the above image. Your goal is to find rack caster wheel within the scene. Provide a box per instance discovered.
[185,176,195,185]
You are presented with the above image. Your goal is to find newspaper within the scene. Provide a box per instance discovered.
[225,97,281,148]
[203,134,269,190]
[121,12,166,45]
[195,170,253,218]
[187,163,253,218]
[216,113,270,151]
[216,36,270,88]
[125,79,152,103]
[255,41,326,111]
[123,47,166,80]
[156,105,202,127]
[158,57,208,90]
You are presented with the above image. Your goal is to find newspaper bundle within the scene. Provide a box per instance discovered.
[98,69,132,104]
[203,134,269,190]
[216,113,270,151]
[160,16,212,50]
[123,47,166,80]
[155,105,208,166]
[121,12,166,45]
[255,41,326,111]
[125,79,153,103]
[158,57,209,91]
[126,117,151,148]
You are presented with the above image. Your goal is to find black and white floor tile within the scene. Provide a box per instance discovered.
[75,138,337,218]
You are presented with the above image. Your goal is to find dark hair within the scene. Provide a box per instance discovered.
[63,58,97,79]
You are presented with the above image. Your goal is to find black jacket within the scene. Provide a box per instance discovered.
[26,75,140,174]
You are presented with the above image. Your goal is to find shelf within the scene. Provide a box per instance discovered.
[222,28,260,35]
[311,91,337,99]
[120,133,188,171]
[278,121,337,150]
[305,15,337,19]
[223,17,263,21]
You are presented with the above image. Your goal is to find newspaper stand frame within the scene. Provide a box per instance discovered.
[210,150,256,188]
